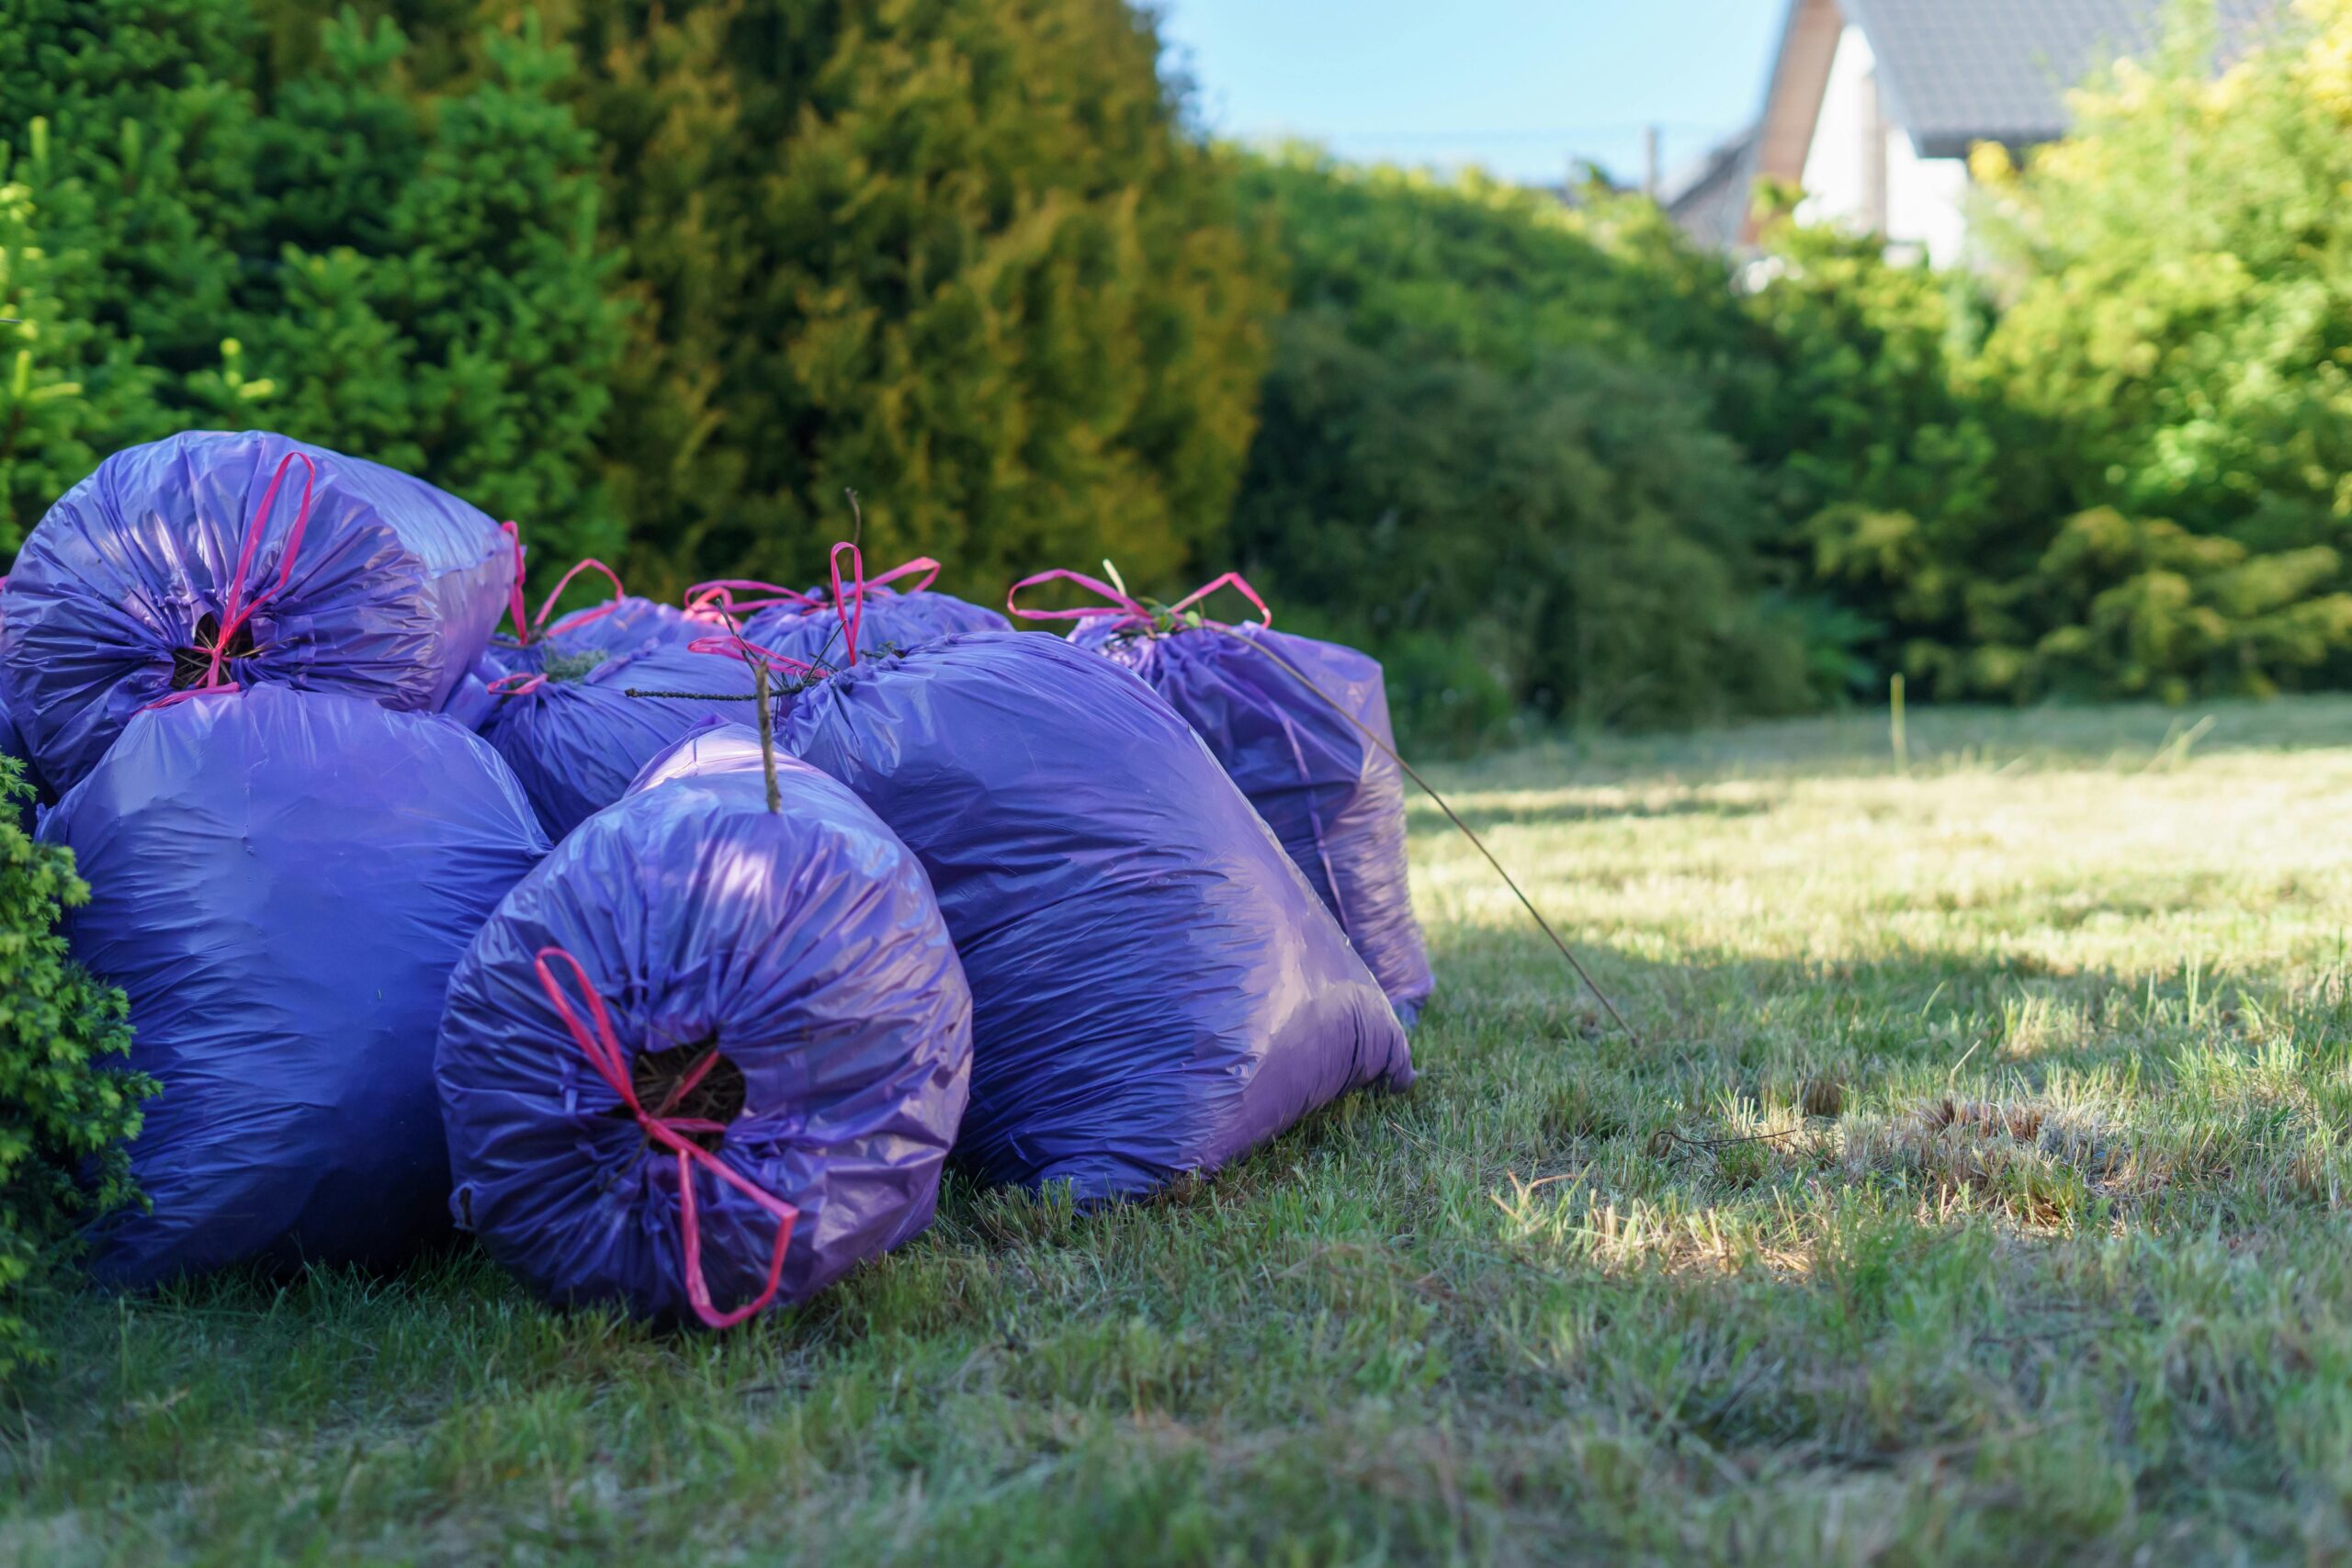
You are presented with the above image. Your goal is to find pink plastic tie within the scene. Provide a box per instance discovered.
[487,671,548,698]
[683,579,820,616]
[1005,567,1269,632]
[499,523,628,646]
[1005,568,1148,626]
[144,451,317,710]
[1167,570,1272,629]
[865,556,942,594]
[829,542,865,667]
[687,632,824,681]
[533,947,797,1331]
[500,522,529,643]
[532,557,627,642]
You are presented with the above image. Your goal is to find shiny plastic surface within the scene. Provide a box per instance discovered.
[777,631,1413,1199]
[438,725,972,1323]
[483,643,759,839]
[3,431,512,793]
[1072,621,1434,1025]
[47,684,548,1288]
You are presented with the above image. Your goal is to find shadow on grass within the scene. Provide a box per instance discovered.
[1406,793,1773,837]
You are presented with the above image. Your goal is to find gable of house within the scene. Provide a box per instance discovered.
[1676,0,2282,253]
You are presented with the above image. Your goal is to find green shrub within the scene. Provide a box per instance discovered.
[0,0,626,570]
[0,758,152,1373]
[367,0,1275,600]
[0,130,164,553]
[1231,310,1809,742]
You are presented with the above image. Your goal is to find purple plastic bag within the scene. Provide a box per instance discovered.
[45,684,548,1289]
[770,628,1413,1200]
[482,642,758,839]
[731,557,1006,668]
[436,724,972,1326]
[3,431,513,794]
[481,598,717,682]
[1046,578,1434,1026]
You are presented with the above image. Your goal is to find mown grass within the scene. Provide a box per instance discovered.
[10,696,2352,1564]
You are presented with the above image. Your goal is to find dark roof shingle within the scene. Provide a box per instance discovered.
[1844,0,2282,156]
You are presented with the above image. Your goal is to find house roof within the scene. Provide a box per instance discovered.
[1842,0,2282,158]
[1662,128,1758,251]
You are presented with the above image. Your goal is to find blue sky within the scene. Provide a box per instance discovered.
[1156,0,1787,188]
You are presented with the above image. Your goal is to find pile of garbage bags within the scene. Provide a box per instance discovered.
[0,430,1434,1329]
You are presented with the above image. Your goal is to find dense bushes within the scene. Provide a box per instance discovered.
[7,0,2352,738]
[370,0,1272,601]
[0,0,623,558]
[0,758,151,1371]
[1228,154,1807,748]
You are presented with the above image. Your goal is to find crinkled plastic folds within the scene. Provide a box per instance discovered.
[479,594,711,682]
[2,430,513,794]
[436,725,973,1323]
[46,684,548,1289]
[743,585,1006,666]
[483,642,758,839]
[776,631,1413,1199]
[1072,620,1434,1025]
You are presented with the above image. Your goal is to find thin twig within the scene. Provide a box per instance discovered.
[753,660,781,813]
[1207,624,1641,1048]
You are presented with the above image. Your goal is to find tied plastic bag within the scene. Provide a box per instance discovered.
[729,566,1411,1201]
[478,540,727,681]
[3,431,513,794]
[45,683,548,1288]
[436,724,972,1326]
[1016,569,1435,1025]
[696,556,1006,667]
[482,641,759,839]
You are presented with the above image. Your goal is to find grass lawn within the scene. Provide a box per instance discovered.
[11,695,2352,1564]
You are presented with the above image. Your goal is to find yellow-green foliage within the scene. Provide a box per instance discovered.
[437,0,1277,600]
[1955,0,2352,698]
[0,0,627,565]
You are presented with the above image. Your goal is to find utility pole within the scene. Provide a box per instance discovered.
[1644,124,1661,198]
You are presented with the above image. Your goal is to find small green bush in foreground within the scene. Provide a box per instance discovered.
[0,756,152,1374]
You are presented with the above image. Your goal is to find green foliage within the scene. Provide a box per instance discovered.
[0,757,152,1374]
[1734,214,2052,698]
[1229,154,1809,745]
[1957,0,2352,700]
[0,133,164,553]
[1236,147,1754,378]
[1714,1,2352,707]
[0,0,626,570]
[402,0,1274,599]
[248,11,626,558]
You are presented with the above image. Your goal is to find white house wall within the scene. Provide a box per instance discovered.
[1795,22,1970,267]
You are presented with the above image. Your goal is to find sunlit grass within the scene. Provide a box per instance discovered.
[9,694,2352,1562]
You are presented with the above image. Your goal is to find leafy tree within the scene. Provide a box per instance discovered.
[1962,0,2352,696]
[1236,340,1804,749]
[1732,208,2059,697]
[0,128,168,551]
[1228,152,1806,746]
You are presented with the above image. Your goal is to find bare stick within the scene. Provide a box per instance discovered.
[753,660,781,814]
[1208,624,1640,1048]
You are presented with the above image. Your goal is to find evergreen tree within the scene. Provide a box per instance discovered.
[406,0,1274,596]
[0,0,626,567]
